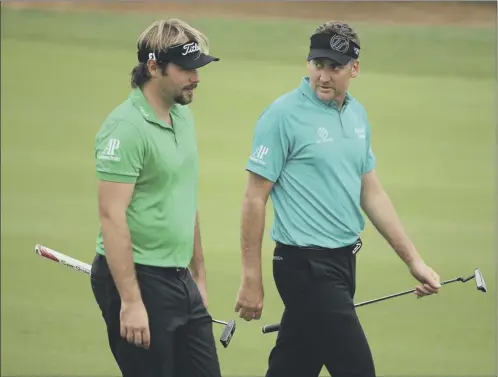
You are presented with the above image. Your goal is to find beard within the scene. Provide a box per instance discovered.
[173,83,197,105]
[173,94,191,105]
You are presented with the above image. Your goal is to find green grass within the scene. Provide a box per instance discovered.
[1,7,496,377]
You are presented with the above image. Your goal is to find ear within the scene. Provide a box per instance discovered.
[147,59,164,79]
[351,59,360,78]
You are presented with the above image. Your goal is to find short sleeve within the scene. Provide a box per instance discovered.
[94,120,145,184]
[245,107,289,182]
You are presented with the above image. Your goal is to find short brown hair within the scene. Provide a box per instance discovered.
[130,18,210,88]
[312,21,360,48]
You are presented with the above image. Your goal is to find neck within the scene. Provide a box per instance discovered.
[336,96,346,110]
[141,82,173,124]
[319,92,346,110]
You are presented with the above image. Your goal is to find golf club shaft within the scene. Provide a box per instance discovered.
[336,276,463,309]
[262,276,467,334]
[212,319,228,326]
[34,244,230,327]
[354,287,415,308]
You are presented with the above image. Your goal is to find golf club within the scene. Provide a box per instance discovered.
[34,244,237,348]
[262,268,487,334]
[213,319,236,348]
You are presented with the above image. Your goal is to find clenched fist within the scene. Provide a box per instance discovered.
[234,278,264,321]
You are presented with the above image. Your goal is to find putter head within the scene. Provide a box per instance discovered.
[474,268,487,293]
[219,319,236,348]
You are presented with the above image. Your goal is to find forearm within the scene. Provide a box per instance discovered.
[100,213,141,303]
[189,212,206,281]
[240,196,266,281]
[361,189,422,266]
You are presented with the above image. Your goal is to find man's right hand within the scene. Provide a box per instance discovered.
[234,277,264,321]
[120,299,151,349]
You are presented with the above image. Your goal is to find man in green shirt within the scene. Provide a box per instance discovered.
[90,18,221,377]
[234,21,442,377]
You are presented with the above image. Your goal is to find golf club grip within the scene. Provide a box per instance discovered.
[34,244,92,275]
[262,324,280,334]
[440,277,461,285]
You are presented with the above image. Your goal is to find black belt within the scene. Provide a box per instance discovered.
[276,238,362,255]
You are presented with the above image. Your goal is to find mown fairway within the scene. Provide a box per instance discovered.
[1,6,495,377]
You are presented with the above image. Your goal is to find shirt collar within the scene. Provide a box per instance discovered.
[129,87,172,129]
[298,76,352,110]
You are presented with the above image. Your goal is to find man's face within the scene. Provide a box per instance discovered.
[150,61,200,106]
[307,58,359,103]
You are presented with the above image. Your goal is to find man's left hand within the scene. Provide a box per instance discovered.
[408,259,441,297]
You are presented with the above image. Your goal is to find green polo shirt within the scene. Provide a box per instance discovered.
[94,88,198,268]
[245,76,376,249]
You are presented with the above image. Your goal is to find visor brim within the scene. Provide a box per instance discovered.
[307,49,352,65]
[174,53,220,69]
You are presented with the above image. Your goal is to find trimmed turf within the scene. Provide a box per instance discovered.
[1,7,495,377]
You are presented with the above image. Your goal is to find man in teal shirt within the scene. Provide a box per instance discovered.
[234,21,442,377]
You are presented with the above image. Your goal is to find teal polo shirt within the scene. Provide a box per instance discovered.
[94,88,199,268]
[245,76,376,249]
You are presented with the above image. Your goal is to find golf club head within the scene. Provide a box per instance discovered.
[219,319,236,348]
[474,268,487,293]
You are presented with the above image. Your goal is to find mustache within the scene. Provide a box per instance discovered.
[183,84,198,90]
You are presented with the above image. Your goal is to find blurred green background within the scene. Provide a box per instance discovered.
[1,2,496,376]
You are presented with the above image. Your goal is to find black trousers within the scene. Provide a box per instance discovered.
[90,254,222,377]
[266,240,376,377]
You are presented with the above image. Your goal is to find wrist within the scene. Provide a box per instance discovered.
[242,269,262,284]
[391,240,421,266]
[402,250,423,268]
[122,292,143,305]
[407,256,425,268]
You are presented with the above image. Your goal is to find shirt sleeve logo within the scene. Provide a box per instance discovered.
[249,145,269,165]
[97,138,121,162]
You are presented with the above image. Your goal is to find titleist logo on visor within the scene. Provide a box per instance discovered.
[182,42,201,56]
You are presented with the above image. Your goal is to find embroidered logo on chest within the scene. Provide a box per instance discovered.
[354,128,366,139]
[316,127,334,144]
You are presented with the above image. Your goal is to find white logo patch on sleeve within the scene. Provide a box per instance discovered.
[97,138,121,162]
[249,145,269,165]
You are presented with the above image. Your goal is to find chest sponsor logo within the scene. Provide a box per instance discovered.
[97,138,121,162]
[249,145,269,165]
[354,128,366,139]
[316,127,334,144]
